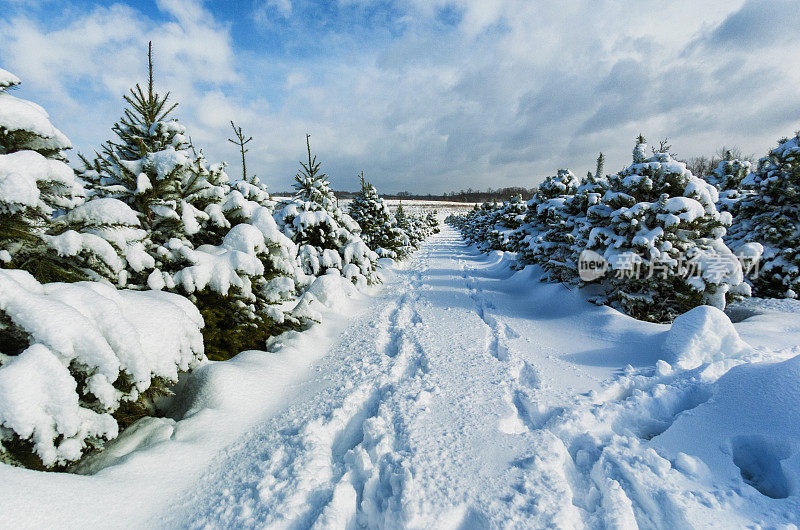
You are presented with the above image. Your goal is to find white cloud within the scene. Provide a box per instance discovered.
[1,0,799,193]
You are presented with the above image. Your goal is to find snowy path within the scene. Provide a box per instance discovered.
[159,226,674,528]
[4,226,799,529]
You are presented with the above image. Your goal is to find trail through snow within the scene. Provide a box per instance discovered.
[5,226,798,529]
[160,226,693,529]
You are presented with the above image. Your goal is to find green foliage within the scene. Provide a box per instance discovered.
[194,291,303,361]
[728,132,800,298]
[293,134,337,208]
[0,69,89,284]
[348,172,410,259]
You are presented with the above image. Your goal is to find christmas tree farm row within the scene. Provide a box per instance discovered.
[448,133,799,322]
[0,49,437,469]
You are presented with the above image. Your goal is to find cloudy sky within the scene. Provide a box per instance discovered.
[1,0,799,193]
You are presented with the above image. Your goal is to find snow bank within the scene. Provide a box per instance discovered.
[662,305,752,370]
[654,355,800,501]
[0,269,204,467]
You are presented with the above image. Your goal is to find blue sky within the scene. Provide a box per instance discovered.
[1,0,799,193]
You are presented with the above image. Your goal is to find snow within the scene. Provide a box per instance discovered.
[651,354,800,512]
[662,196,706,223]
[2,227,800,527]
[0,161,40,210]
[0,93,72,151]
[0,269,204,467]
[0,67,21,88]
[0,344,118,467]
[42,230,123,273]
[63,197,140,227]
[662,305,752,370]
[0,151,81,211]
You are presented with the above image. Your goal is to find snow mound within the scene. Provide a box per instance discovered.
[662,306,752,370]
[292,273,359,321]
[0,269,204,467]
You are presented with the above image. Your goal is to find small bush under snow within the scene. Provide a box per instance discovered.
[0,269,204,468]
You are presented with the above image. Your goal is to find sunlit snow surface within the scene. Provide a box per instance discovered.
[2,225,799,528]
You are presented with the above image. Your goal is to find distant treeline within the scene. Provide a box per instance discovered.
[273,186,537,203]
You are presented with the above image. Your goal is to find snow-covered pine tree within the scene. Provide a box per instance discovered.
[80,44,299,359]
[226,122,273,208]
[542,155,610,283]
[0,67,104,282]
[485,194,526,251]
[726,131,800,298]
[348,172,411,259]
[276,135,377,285]
[706,150,752,192]
[510,169,580,267]
[395,202,430,248]
[461,201,502,247]
[425,210,440,234]
[78,44,230,276]
[586,136,747,321]
[705,150,754,217]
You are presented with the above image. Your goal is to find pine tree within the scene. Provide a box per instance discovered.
[276,136,377,285]
[705,150,754,218]
[228,120,253,182]
[727,131,800,298]
[81,44,193,259]
[292,134,337,208]
[79,43,235,283]
[81,44,300,359]
[425,210,440,234]
[0,66,88,282]
[541,155,609,282]
[586,136,747,321]
[394,202,423,248]
[348,172,411,259]
[510,169,580,267]
[485,194,525,251]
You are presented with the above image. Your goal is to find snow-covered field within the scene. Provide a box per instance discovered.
[3,226,800,528]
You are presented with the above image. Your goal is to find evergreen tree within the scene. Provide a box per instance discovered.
[227,120,253,182]
[348,172,411,259]
[541,156,610,282]
[706,150,752,192]
[706,150,754,217]
[292,134,338,208]
[394,202,425,248]
[81,44,300,359]
[727,132,800,298]
[0,66,89,282]
[510,169,580,266]
[425,210,440,234]
[586,136,747,321]
[485,195,526,251]
[276,136,377,285]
